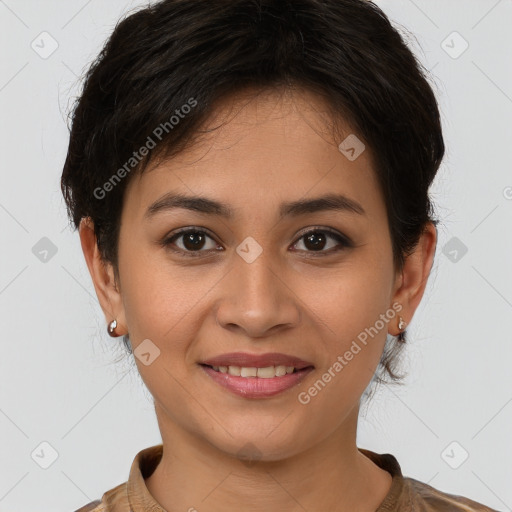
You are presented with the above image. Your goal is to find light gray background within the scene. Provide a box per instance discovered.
[0,0,511,511]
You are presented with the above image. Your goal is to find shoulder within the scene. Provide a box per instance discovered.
[404,476,499,511]
[73,482,128,512]
[358,448,499,512]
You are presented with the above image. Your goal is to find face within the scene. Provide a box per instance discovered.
[91,88,412,461]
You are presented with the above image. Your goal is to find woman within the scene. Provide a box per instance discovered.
[61,0,498,510]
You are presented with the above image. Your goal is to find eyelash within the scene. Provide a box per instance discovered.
[160,226,353,258]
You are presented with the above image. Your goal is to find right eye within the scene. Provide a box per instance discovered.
[161,228,223,257]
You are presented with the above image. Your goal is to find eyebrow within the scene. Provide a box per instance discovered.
[144,192,366,220]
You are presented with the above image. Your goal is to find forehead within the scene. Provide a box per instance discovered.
[123,87,384,223]
[186,86,350,152]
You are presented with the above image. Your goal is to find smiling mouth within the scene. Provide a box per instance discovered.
[200,363,311,378]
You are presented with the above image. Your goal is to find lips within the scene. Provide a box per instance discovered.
[200,352,314,370]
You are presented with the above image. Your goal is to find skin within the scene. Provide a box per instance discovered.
[80,87,436,512]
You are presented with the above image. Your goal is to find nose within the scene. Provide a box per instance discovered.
[214,250,301,339]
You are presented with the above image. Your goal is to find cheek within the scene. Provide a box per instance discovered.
[299,260,391,339]
[296,262,392,402]
[297,282,391,424]
[118,244,204,339]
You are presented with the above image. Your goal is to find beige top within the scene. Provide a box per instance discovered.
[74,444,498,512]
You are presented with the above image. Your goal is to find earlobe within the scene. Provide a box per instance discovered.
[79,217,127,336]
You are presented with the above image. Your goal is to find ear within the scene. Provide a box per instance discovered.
[389,222,437,335]
[79,217,127,336]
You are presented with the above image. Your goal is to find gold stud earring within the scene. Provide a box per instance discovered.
[108,319,118,337]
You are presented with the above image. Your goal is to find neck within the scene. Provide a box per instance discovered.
[145,403,392,512]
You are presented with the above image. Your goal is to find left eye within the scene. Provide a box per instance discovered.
[291,229,350,254]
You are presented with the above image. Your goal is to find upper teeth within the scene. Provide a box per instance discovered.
[211,365,296,378]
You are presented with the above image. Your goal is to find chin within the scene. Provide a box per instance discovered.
[206,426,309,464]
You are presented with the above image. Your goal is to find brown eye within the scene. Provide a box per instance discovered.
[163,228,221,255]
[292,228,351,254]
[180,231,208,251]
[303,231,328,251]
